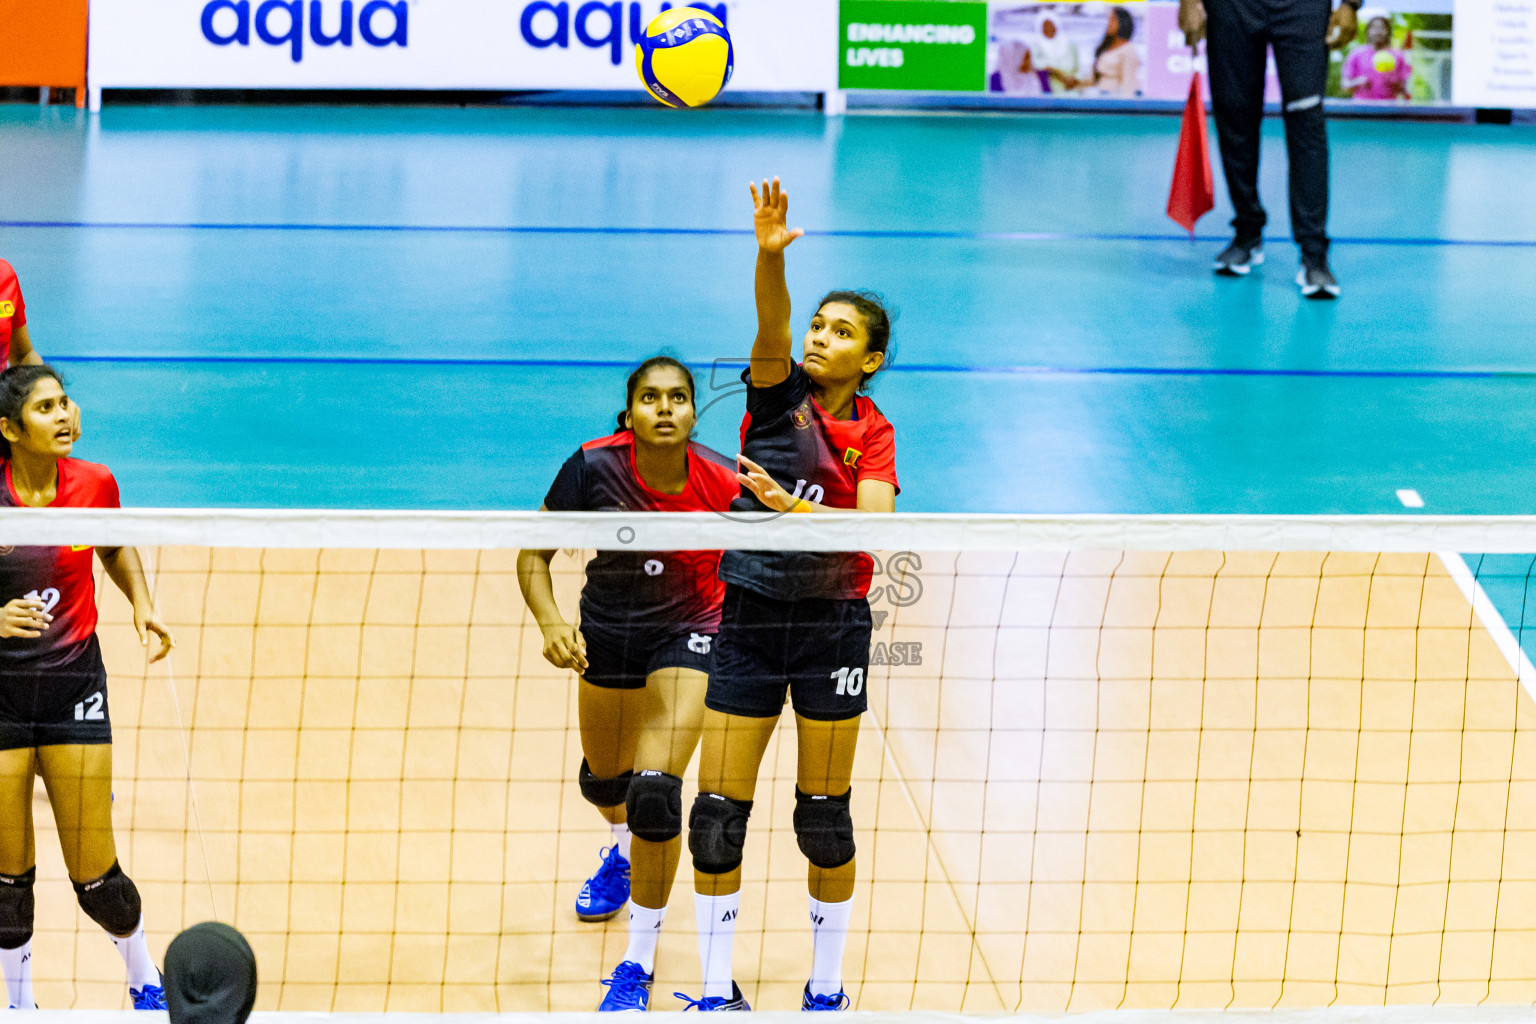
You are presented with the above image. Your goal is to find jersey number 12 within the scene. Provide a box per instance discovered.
[74,692,104,721]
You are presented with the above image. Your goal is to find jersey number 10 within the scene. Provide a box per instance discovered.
[831,667,864,696]
[791,480,825,504]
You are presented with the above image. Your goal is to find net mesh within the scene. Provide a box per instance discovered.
[17,514,1536,1012]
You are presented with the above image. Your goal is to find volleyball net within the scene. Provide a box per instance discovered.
[15,509,1536,1013]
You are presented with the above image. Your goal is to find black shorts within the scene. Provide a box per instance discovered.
[707,583,871,722]
[580,624,716,690]
[0,635,112,751]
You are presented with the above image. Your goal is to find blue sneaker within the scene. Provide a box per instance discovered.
[598,960,653,1012]
[801,983,849,1010]
[674,982,750,1011]
[130,984,167,1010]
[575,844,630,922]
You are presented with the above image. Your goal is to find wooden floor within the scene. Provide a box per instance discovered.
[26,548,1536,1012]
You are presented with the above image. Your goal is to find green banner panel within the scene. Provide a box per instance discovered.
[839,0,988,91]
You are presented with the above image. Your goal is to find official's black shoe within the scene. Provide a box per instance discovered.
[1214,238,1264,276]
[1296,259,1340,299]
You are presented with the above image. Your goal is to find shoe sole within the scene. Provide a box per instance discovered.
[1214,250,1264,276]
[577,906,625,922]
[1295,269,1340,299]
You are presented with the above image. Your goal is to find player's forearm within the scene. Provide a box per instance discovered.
[751,249,794,383]
[516,551,567,629]
[100,546,155,613]
[10,324,40,366]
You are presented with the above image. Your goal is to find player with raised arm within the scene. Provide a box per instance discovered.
[0,365,174,1011]
[676,179,897,1012]
[516,357,739,1011]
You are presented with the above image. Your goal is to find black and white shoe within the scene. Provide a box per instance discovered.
[1296,259,1340,299]
[1214,238,1264,276]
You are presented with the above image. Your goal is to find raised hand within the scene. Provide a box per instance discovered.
[750,177,805,254]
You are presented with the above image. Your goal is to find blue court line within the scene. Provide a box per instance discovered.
[4,219,1536,249]
[47,353,1536,380]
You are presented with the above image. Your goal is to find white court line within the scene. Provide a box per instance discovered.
[29,1002,1536,1024]
[1438,552,1536,704]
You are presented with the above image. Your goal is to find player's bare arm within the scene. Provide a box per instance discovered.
[516,508,589,672]
[97,546,174,662]
[749,177,803,389]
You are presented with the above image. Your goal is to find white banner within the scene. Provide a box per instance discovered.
[1452,0,1536,108]
[88,0,837,92]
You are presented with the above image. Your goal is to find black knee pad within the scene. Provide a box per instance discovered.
[0,867,35,950]
[73,861,141,937]
[794,787,855,869]
[688,792,753,875]
[578,757,633,809]
[626,770,683,843]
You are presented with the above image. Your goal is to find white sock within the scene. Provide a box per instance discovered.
[808,896,853,997]
[110,917,160,991]
[611,822,632,860]
[693,891,740,999]
[623,902,666,974]
[1,940,34,1009]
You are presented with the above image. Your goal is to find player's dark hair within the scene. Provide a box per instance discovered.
[0,364,64,460]
[1367,15,1391,36]
[817,290,895,392]
[617,356,697,432]
[1096,7,1135,60]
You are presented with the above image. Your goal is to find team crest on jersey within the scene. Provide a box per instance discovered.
[0,302,12,318]
[792,405,812,429]
[844,448,862,468]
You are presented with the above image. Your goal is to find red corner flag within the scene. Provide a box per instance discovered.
[1167,71,1214,234]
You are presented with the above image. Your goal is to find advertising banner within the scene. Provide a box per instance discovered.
[838,0,988,91]
[88,0,837,93]
[987,1,1151,98]
[1452,0,1534,107]
[1331,1,1453,105]
[989,1,1454,106]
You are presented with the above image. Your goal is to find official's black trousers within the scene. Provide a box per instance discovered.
[1206,0,1332,261]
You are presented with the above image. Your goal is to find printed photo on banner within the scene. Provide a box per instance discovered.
[1140,1,1279,104]
[987,1,1148,98]
[1328,4,1453,104]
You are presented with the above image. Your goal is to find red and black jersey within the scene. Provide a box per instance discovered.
[719,363,899,601]
[0,458,120,668]
[0,260,26,369]
[544,431,740,635]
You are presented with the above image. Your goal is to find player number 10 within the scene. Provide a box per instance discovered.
[791,480,825,504]
[831,667,864,696]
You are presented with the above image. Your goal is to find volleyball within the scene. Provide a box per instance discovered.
[635,7,734,108]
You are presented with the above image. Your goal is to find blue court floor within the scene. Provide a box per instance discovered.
[0,103,1534,515]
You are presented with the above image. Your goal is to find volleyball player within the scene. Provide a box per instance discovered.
[516,357,739,1011]
[676,179,897,1012]
[0,365,175,1011]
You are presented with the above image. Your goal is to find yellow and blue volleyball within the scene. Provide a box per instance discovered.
[635,7,734,108]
